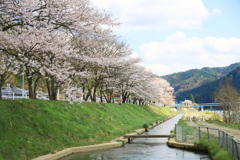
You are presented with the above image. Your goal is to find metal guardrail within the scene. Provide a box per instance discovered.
[176,125,240,160]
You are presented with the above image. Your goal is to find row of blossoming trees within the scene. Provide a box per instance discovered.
[0,0,175,105]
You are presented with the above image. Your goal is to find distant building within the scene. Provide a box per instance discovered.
[1,87,28,99]
[181,100,193,107]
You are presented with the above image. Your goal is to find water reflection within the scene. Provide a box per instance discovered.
[60,114,211,160]
[61,143,210,160]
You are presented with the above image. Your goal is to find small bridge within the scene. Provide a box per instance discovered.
[124,134,170,143]
[194,103,222,110]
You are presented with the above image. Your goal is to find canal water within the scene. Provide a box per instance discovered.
[59,114,211,160]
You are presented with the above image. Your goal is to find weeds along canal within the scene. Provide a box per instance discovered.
[59,114,211,160]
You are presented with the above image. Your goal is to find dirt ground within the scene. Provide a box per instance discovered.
[186,121,240,142]
[182,108,240,142]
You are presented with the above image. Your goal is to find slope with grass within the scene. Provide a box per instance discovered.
[0,99,176,160]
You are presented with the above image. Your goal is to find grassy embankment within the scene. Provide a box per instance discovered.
[177,109,234,160]
[0,99,176,160]
[181,108,222,121]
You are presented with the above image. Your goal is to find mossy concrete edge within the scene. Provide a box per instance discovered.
[32,142,123,160]
[167,138,196,149]
[32,129,147,160]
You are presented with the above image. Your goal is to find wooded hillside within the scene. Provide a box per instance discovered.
[162,62,240,103]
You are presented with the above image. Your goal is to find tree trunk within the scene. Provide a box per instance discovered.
[27,77,36,99]
[122,96,126,103]
[100,90,103,102]
[82,85,86,101]
[102,91,111,103]
[121,92,128,103]
[133,98,137,104]
[85,93,90,101]
[108,93,112,103]
[90,87,97,102]
[0,73,12,100]
[0,76,4,100]
[26,70,40,99]
[46,77,58,100]
[0,82,2,100]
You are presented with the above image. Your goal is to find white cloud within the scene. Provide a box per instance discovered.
[212,8,222,15]
[130,51,139,58]
[166,31,186,43]
[141,32,240,76]
[143,63,172,76]
[91,0,221,31]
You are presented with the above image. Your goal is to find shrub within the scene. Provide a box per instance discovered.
[143,123,149,129]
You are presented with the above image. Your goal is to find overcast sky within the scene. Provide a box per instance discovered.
[91,0,240,76]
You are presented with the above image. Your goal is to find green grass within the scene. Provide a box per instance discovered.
[176,121,199,143]
[177,119,187,126]
[195,141,235,160]
[0,99,176,160]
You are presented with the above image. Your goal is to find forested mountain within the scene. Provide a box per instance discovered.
[176,67,240,103]
[162,62,240,103]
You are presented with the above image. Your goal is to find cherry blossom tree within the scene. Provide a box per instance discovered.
[0,26,73,99]
[151,78,175,106]
[100,57,142,103]
[1,0,118,34]
[0,52,19,99]
[110,63,156,104]
[0,0,175,105]
[70,36,139,102]
[1,0,119,100]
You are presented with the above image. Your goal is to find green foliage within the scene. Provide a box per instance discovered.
[0,99,175,160]
[189,94,195,103]
[178,67,240,103]
[143,123,149,129]
[177,119,187,126]
[195,141,234,160]
[162,62,240,103]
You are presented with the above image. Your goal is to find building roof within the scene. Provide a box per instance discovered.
[1,87,28,95]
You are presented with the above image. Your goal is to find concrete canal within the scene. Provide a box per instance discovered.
[59,114,211,160]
